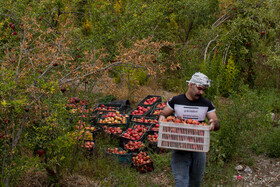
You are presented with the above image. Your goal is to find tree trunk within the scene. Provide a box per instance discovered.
[185,20,193,43]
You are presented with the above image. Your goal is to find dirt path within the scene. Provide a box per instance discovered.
[233,155,280,187]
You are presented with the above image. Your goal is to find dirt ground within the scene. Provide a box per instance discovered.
[233,154,280,187]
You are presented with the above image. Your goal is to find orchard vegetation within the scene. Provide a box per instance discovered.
[0,0,280,186]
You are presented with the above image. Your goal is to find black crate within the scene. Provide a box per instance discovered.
[120,123,151,144]
[128,106,153,120]
[131,116,158,125]
[154,102,167,109]
[91,128,101,139]
[89,112,99,125]
[108,100,131,114]
[83,125,101,139]
[123,140,147,153]
[83,130,96,141]
[95,103,125,113]
[149,105,163,119]
[120,132,146,145]
[102,125,124,137]
[137,95,162,107]
[95,110,125,121]
[148,142,169,154]
[145,131,158,142]
[130,122,153,131]
[145,131,168,154]
[147,123,160,132]
[82,140,96,151]
[97,113,129,130]
[132,152,154,173]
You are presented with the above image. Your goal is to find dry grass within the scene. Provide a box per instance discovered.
[19,170,100,187]
[60,174,100,187]
[19,170,49,187]
[89,75,180,106]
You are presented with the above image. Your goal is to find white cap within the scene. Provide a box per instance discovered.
[186,72,212,88]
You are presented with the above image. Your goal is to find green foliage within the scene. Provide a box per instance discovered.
[161,77,186,93]
[1,0,280,94]
[215,85,272,161]
[111,66,149,86]
[98,94,117,104]
[199,56,223,100]
[262,126,280,157]
[251,124,280,158]
[1,0,280,186]
[219,57,241,96]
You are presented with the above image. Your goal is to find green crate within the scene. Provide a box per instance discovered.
[104,148,132,165]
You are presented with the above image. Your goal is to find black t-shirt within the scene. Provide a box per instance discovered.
[167,94,215,122]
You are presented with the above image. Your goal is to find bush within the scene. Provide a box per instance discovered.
[214,85,272,161]
[98,94,117,104]
[263,126,280,157]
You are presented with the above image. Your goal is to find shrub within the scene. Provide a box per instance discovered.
[215,85,272,161]
[263,126,280,157]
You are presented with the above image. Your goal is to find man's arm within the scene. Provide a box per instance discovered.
[158,106,174,122]
[206,111,220,131]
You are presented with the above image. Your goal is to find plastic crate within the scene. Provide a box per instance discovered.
[146,131,169,154]
[137,95,162,107]
[104,148,132,165]
[131,116,158,124]
[96,103,125,112]
[128,106,153,120]
[120,123,150,144]
[148,123,160,132]
[154,102,167,109]
[132,152,154,173]
[82,140,96,151]
[149,106,163,119]
[90,104,124,118]
[108,100,131,113]
[97,112,129,130]
[89,112,99,125]
[157,122,210,152]
[123,140,146,153]
[96,110,123,118]
[131,122,153,130]
[102,125,123,135]
[89,125,101,138]
[148,142,169,154]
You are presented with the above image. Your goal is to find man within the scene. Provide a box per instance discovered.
[159,72,220,187]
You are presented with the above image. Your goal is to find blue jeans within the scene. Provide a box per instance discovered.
[171,150,206,187]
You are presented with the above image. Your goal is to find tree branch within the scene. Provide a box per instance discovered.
[12,114,28,152]
[57,66,82,85]
[33,41,62,86]
[60,11,85,15]
[58,61,121,85]
[185,20,193,43]
[212,10,232,28]
[58,61,147,85]
[215,15,234,27]
[204,34,219,63]
[14,30,26,83]
[223,43,231,64]
[0,13,18,22]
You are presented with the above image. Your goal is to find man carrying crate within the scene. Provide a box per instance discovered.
[159,72,220,187]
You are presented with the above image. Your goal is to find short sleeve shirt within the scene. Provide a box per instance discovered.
[167,94,215,122]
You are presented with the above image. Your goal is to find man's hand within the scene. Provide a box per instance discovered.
[159,112,166,122]
[158,106,174,122]
[209,119,220,131]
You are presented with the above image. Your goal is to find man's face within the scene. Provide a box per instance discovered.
[189,83,206,100]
